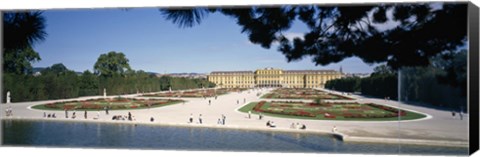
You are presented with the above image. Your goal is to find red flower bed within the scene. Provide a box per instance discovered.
[366,103,407,117]
[79,102,102,109]
[109,98,130,103]
[63,105,76,110]
[294,110,316,117]
[45,103,58,109]
[259,109,316,117]
[253,101,266,112]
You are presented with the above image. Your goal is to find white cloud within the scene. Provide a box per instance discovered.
[282,32,304,41]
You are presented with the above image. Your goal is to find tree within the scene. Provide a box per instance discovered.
[40,63,79,99]
[161,3,467,69]
[372,64,395,76]
[93,51,132,77]
[41,63,69,75]
[3,46,41,74]
[3,12,47,74]
[78,70,99,96]
[3,11,47,74]
[432,49,467,96]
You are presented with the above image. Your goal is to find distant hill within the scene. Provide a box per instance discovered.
[32,67,82,75]
[146,72,159,75]
[32,67,46,73]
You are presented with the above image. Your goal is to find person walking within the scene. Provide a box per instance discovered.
[222,114,226,125]
[248,111,251,119]
[189,114,193,123]
[199,114,203,124]
[8,106,13,116]
[104,106,109,115]
[65,109,68,118]
[84,110,88,119]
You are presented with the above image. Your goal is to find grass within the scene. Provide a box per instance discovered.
[238,102,427,121]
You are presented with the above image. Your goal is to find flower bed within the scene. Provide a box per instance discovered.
[261,88,353,100]
[243,100,422,121]
[32,98,184,111]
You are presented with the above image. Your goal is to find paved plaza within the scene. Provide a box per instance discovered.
[1,88,469,147]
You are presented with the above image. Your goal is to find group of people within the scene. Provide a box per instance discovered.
[266,120,276,128]
[245,111,263,120]
[235,98,247,105]
[4,106,13,117]
[43,112,56,118]
[207,95,221,105]
[112,112,136,121]
[451,111,464,120]
[290,123,307,130]
[189,113,204,124]
[63,109,102,120]
[217,114,226,125]
[187,113,227,125]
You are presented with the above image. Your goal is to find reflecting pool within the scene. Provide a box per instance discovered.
[1,119,468,155]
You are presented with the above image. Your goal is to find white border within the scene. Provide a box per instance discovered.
[0,0,473,10]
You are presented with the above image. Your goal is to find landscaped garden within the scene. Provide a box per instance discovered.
[142,88,248,98]
[238,101,426,121]
[31,97,184,111]
[261,88,353,100]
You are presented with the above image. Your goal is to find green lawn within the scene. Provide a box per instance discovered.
[238,102,426,121]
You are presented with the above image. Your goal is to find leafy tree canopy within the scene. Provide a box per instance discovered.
[93,51,132,77]
[372,64,395,76]
[3,11,46,74]
[3,46,41,74]
[161,3,467,69]
[41,63,70,75]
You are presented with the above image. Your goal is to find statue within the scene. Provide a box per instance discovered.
[6,91,11,103]
[103,88,106,98]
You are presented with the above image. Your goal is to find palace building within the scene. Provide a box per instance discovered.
[207,68,343,88]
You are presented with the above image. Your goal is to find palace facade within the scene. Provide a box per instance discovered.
[207,68,343,88]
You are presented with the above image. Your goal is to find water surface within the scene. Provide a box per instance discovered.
[1,119,468,155]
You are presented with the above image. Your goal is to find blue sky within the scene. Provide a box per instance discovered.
[32,8,378,74]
